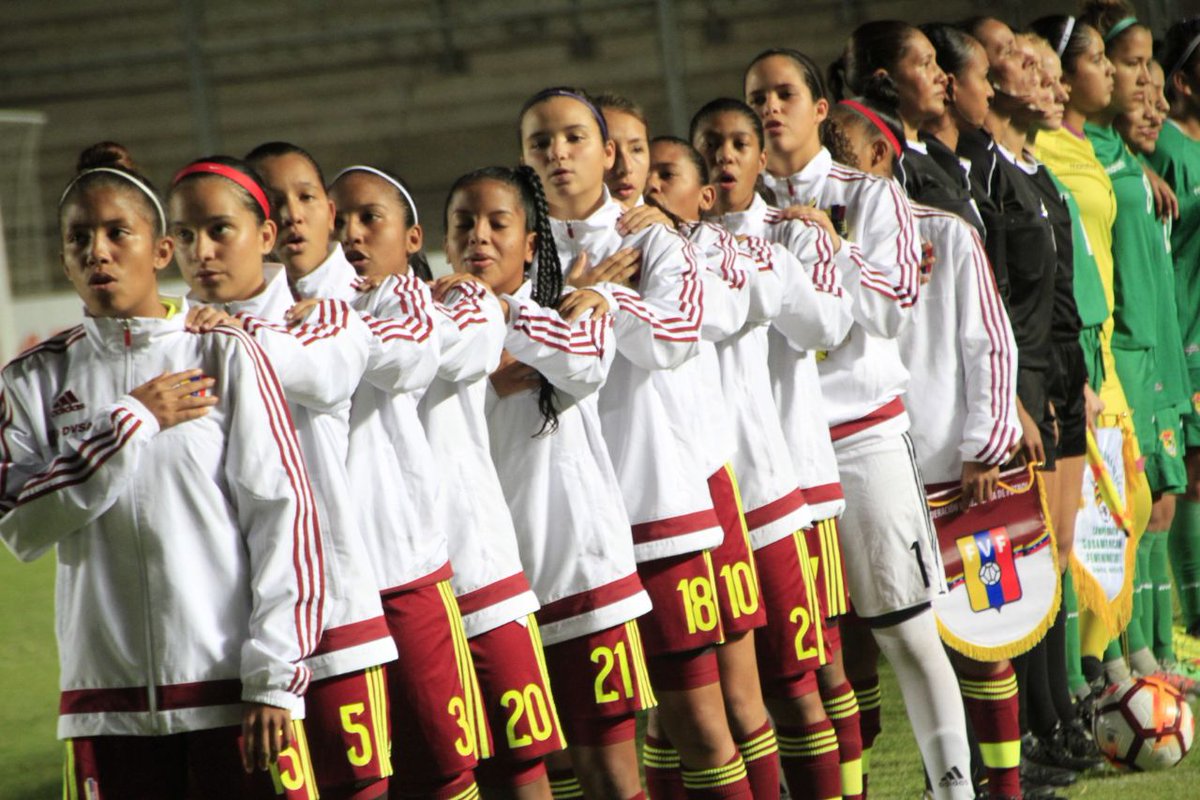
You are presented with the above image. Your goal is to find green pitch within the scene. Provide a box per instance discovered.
[2,551,1198,798]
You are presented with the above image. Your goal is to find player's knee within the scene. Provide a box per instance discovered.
[950,653,1009,680]
[816,656,849,693]
[766,687,827,727]
[476,756,547,792]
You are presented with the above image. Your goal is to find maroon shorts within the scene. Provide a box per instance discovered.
[304,665,391,791]
[469,616,565,770]
[64,721,318,800]
[708,465,768,635]
[381,580,487,793]
[805,517,850,620]
[636,550,724,657]
[644,646,722,692]
[543,621,656,746]
[754,531,827,698]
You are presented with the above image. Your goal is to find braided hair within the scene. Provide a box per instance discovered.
[443,164,565,434]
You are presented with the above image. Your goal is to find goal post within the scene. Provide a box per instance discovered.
[0,110,49,363]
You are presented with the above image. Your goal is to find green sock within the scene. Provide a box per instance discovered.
[1141,534,1159,649]
[1169,500,1200,631]
[1127,538,1152,654]
[1063,569,1089,697]
[1150,530,1176,662]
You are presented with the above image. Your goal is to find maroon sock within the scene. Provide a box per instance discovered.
[960,666,1022,798]
[736,720,781,800]
[680,752,753,798]
[777,720,842,800]
[849,674,881,798]
[644,733,687,800]
[821,681,864,800]
[548,769,583,799]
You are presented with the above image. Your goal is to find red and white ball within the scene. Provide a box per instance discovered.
[1092,677,1194,771]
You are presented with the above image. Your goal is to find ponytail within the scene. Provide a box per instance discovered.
[515,164,564,435]
[830,19,916,119]
[443,164,565,434]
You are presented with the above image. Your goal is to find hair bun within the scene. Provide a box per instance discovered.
[76,141,138,173]
[1079,0,1137,35]
[860,73,902,117]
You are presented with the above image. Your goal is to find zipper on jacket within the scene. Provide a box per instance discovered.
[567,222,575,239]
[122,319,160,729]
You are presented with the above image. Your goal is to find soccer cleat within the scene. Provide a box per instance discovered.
[1046,722,1104,771]
[1059,717,1104,767]
[1020,735,1078,787]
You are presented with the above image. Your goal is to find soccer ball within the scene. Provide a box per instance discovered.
[1092,677,1194,771]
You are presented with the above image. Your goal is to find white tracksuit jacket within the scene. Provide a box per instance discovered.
[486,280,650,646]
[292,248,449,593]
[762,149,923,452]
[899,204,1020,483]
[683,221,815,546]
[206,265,397,681]
[548,190,722,562]
[419,280,541,639]
[687,223,744,478]
[0,302,323,738]
[717,192,854,521]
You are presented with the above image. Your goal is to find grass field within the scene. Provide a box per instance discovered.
[2,551,1198,798]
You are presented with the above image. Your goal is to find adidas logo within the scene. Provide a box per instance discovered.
[51,390,85,417]
[938,766,969,788]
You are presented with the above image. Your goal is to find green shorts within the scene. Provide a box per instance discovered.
[1145,405,1187,495]
[1080,325,1104,393]
[1185,366,1200,451]
[1112,347,1158,458]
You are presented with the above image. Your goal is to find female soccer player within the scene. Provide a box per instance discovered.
[249,141,568,799]
[646,133,845,799]
[1112,64,1197,692]
[2,146,324,799]
[742,49,976,800]
[519,86,757,799]
[169,154,398,800]
[823,96,1026,800]
[1148,17,1200,643]
[283,161,483,800]
[595,93,791,800]
[1080,1,1190,688]
[1030,14,1151,697]
[443,163,655,800]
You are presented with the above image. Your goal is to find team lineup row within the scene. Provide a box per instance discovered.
[3,2,1200,800]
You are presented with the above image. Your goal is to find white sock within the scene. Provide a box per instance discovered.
[1104,656,1132,684]
[873,608,974,800]
[1129,647,1158,677]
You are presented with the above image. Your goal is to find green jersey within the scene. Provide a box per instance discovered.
[1046,169,1109,330]
[1141,154,1192,412]
[1086,123,1161,351]
[1146,120,1200,384]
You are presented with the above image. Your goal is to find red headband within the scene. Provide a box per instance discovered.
[172,162,271,219]
[838,100,903,160]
